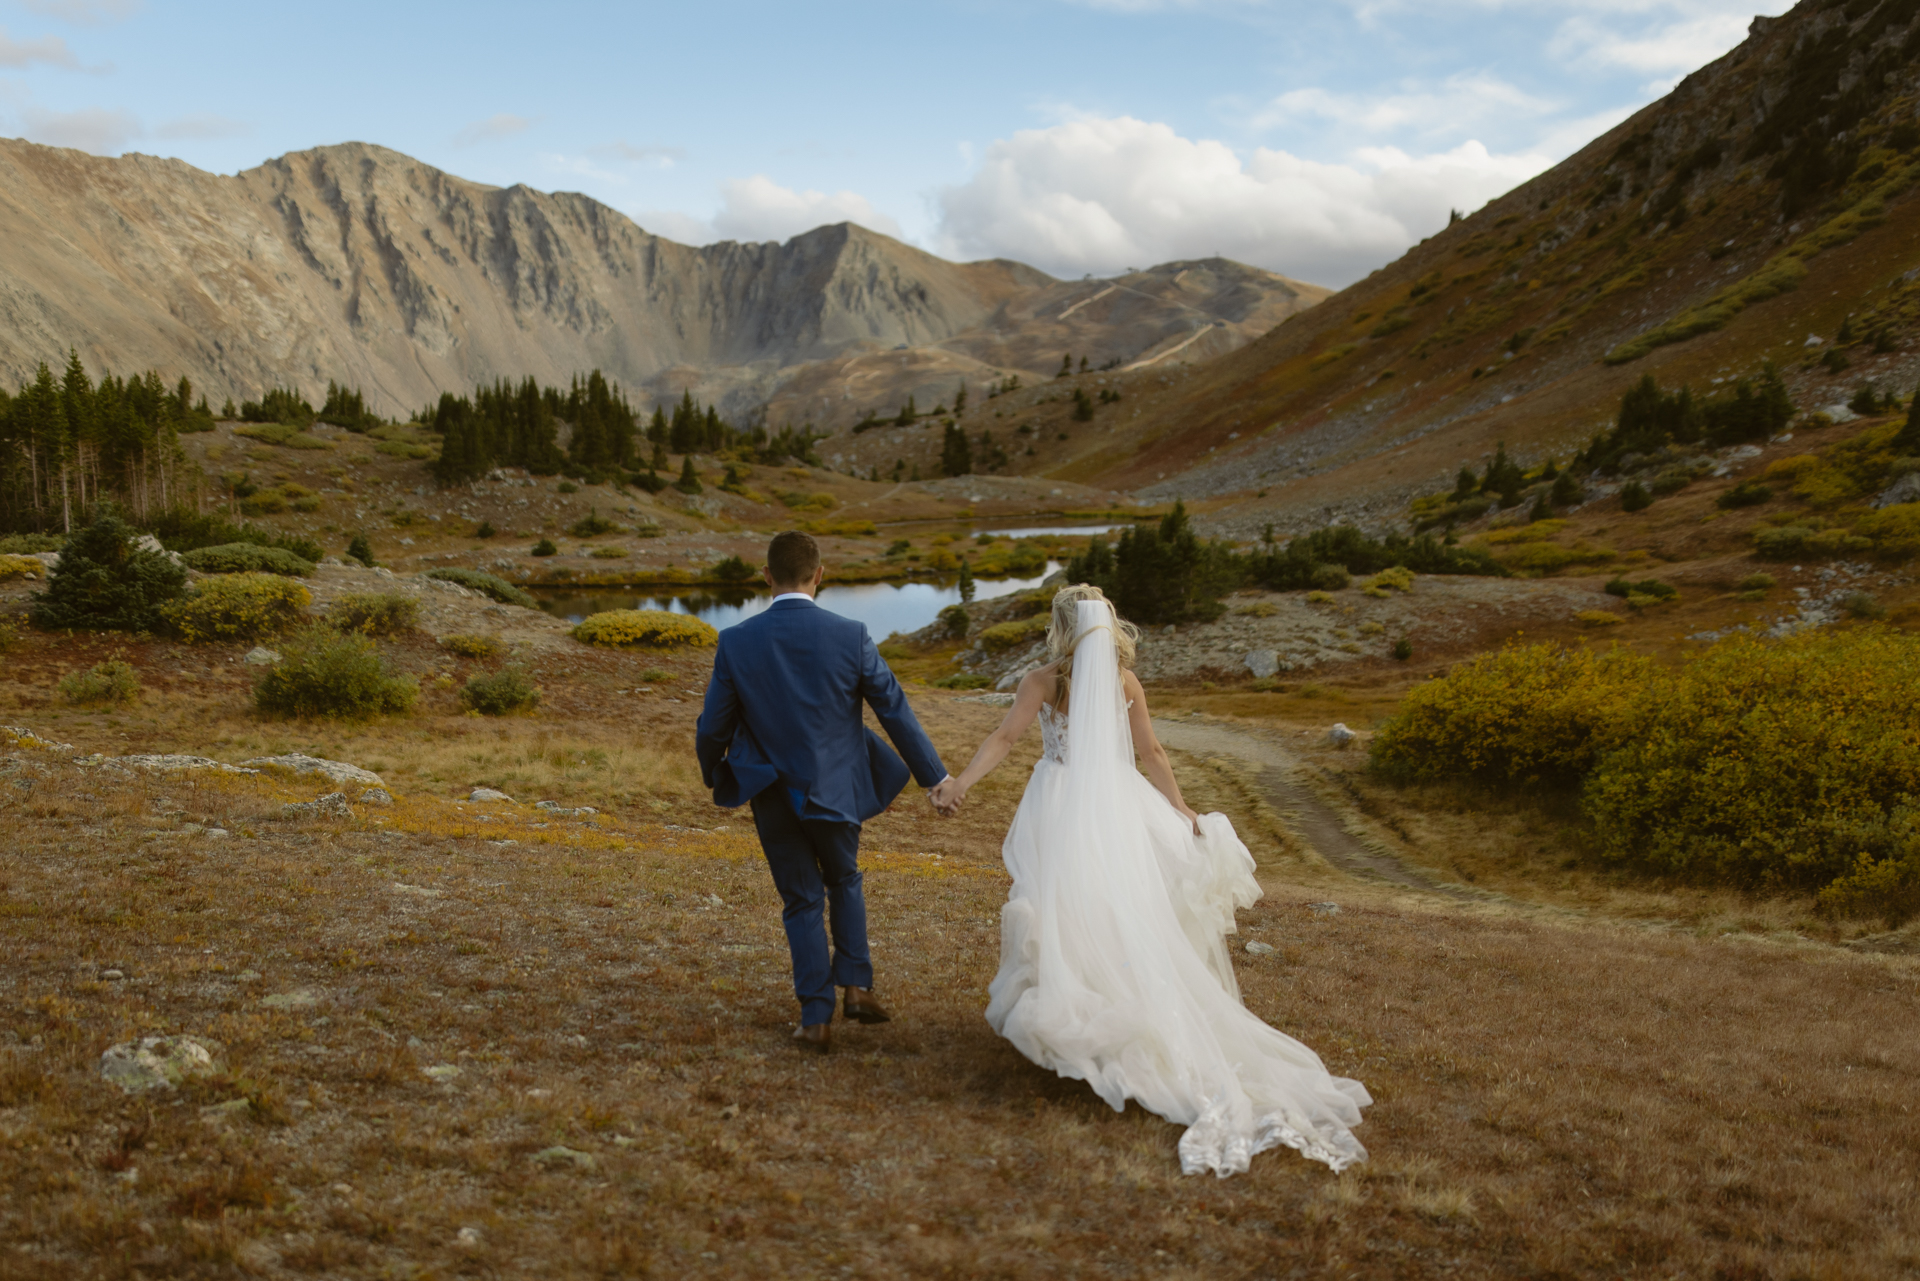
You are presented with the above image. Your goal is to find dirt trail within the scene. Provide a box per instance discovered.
[1153,716,1472,898]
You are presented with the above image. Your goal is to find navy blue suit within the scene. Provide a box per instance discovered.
[695,596,947,1026]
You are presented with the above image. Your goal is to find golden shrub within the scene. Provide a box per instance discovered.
[1369,641,1654,785]
[160,573,312,642]
[0,554,44,581]
[1576,610,1624,627]
[1234,600,1278,618]
[440,633,507,660]
[1852,502,1920,561]
[571,609,717,649]
[1361,566,1415,597]
[978,616,1049,652]
[1584,629,1920,900]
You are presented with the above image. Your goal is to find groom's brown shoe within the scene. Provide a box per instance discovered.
[841,987,892,1024]
[793,1022,831,1053]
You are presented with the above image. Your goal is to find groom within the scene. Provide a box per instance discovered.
[695,531,953,1052]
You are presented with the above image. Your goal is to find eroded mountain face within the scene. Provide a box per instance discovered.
[1105,0,1920,531]
[0,139,1321,426]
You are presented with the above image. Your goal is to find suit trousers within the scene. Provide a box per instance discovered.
[749,789,871,1026]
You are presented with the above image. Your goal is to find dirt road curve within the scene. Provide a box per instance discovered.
[1153,717,1471,898]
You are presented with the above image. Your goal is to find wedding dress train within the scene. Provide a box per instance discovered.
[984,600,1371,1177]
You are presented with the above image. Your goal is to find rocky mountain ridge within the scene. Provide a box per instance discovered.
[0,138,1320,428]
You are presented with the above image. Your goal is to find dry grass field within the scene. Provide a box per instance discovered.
[3,660,1919,1279]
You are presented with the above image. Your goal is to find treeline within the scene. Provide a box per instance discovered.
[0,351,215,534]
[432,374,822,486]
[1575,365,1796,473]
[1066,503,1504,625]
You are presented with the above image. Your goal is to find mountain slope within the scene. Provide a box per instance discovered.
[1070,0,1920,535]
[0,139,1319,426]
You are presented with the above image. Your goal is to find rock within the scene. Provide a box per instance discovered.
[358,787,394,806]
[132,534,185,567]
[1244,940,1276,955]
[532,1145,596,1171]
[318,556,345,567]
[95,754,257,775]
[243,753,383,787]
[455,1227,484,1249]
[100,1035,221,1092]
[1325,723,1356,749]
[468,787,513,803]
[1244,650,1280,679]
[205,828,231,839]
[534,800,596,817]
[956,692,1016,708]
[1041,568,1067,588]
[260,990,319,1009]
[1873,471,1920,509]
[100,969,125,981]
[243,647,280,665]
[1308,902,1341,917]
[422,1064,462,1082]
[280,792,353,820]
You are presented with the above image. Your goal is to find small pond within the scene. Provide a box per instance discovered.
[978,523,1130,539]
[536,562,1063,639]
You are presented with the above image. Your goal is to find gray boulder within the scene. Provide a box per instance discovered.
[468,787,514,803]
[243,753,383,787]
[243,647,281,666]
[100,1035,221,1092]
[1244,650,1280,679]
[1325,723,1356,749]
[281,792,353,820]
[1873,470,1920,509]
[359,787,393,805]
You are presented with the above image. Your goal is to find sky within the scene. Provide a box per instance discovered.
[0,0,1794,289]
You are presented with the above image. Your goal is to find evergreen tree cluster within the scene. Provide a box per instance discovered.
[1244,526,1503,592]
[1065,503,1241,625]
[431,377,567,485]
[0,350,215,533]
[1576,366,1795,474]
[317,381,382,432]
[240,386,316,426]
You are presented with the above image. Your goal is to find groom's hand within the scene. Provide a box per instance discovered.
[929,776,963,816]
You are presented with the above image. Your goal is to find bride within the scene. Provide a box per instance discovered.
[931,585,1371,1177]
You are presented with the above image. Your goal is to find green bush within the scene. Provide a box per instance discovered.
[30,511,187,633]
[569,509,616,537]
[1310,563,1351,591]
[346,533,375,567]
[1603,577,1678,601]
[1619,481,1653,512]
[57,658,140,707]
[978,616,1048,652]
[254,624,418,719]
[180,543,314,576]
[937,604,970,638]
[1716,480,1774,509]
[143,509,323,564]
[328,592,419,637]
[0,534,61,554]
[711,555,755,582]
[475,520,497,539]
[1650,470,1693,497]
[572,610,717,648]
[423,568,538,609]
[462,664,540,715]
[160,573,312,642]
[531,539,557,557]
[1370,642,1656,785]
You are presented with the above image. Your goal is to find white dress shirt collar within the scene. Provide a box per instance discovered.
[772,592,815,605]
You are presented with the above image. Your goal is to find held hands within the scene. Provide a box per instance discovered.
[929,776,966,817]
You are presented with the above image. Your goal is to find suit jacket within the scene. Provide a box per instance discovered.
[695,597,947,824]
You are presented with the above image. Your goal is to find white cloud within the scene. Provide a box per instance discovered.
[20,104,138,152]
[1252,74,1555,140]
[630,207,718,245]
[19,0,140,23]
[451,113,533,147]
[152,111,247,140]
[710,175,905,244]
[1548,10,1758,74]
[0,27,78,67]
[935,115,1546,287]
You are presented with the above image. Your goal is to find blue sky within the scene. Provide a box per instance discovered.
[1,0,1792,287]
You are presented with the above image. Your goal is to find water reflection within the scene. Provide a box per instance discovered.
[981,523,1130,539]
[536,561,1062,639]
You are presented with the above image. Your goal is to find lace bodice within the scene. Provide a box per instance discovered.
[1039,699,1131,766]
[1039,703,1069,765]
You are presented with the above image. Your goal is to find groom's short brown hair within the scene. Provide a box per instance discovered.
[766,531,821,588]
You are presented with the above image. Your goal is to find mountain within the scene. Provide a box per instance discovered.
[1045,0,1920,535]
[0,138,1322,426]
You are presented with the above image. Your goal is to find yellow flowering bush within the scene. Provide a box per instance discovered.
[1369,641,1655,785]
[440,633,507,660]
[571,609,717,649]
[1852,503,1920,561]
[1361,566,1415,597]
[160,572,312,642]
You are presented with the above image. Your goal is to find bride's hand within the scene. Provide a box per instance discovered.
[1179,804,1202,836]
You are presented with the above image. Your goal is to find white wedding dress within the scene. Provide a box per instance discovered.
[984,600,1371,1177]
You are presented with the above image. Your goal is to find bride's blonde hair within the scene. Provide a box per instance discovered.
[1046,583,1139,709]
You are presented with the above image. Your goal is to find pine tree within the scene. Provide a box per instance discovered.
[30,508,185,632]
[1550,472,1584,506]
[957,556,975,602]
[675,455,703,494]
[1452,466,1478,501]
[940,423,972,477]
[347,533,375,567]
[1072,389,1095,422]
[953,382,967,415]
[1058,354,1073,379]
